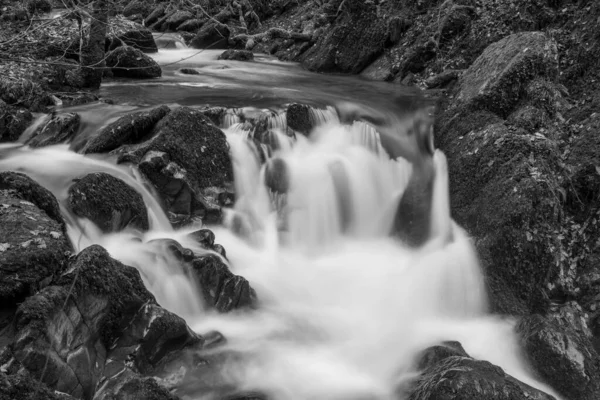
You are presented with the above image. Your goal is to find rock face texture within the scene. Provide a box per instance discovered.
[68,172,149,233]
[106,46,162,79]
[0,172,71,305]
[0,99,32,142]
[26,112,81,148]
[82,105,170,154]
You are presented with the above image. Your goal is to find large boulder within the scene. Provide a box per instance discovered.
[177,19,205,32]
[0,100,32,143]
[108,28,158,54]
[118,107,233,224]
[106,46,162,79]
[68,172,149,233]
[25,112,80,148]
[81,105,170,154]
[517,305,600,400]
[123,0,154,19]
[190,22,231,50]
[0,371,76,400]
[0,172,71,305]
[299,2,386,73]
[454,32,559,117]
[162,11,192,31]
[11,245,158,399]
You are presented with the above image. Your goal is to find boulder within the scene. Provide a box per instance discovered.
[517,306,600,400]
[106,46,162,79]
[190,22,231,50]
[12,245,155,398]
[163,11,192,31]
[406,355,555,400]
[414,341,469,370]
[0,172,71,305]
[95,372,179,400]
[108,28,158,54]
[455,32,559,116]
[25,112,80,148]
[190,254,256,312]
[568,113,600,206]
[299,3,386,73]
[218,50,254,61]
[68,172,149,233]
[0,100,32,142]
[177,19,205,32]
[286,103,313,135]
[144,3,166,27]
[179,68,200,75]
[82,105,170,154]
[118,107,233,223]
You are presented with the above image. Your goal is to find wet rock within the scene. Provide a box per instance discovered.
[122,106,232,189]
[218,50,254,61]
[415,341,469,370]
[0,78,53,112]
[190,254,256,312]
[163,11,192,31]
[190,229,216,249]
[455,32,559,116]
[0,100,32,143]
[96,373,179,400]
[439,4,474,43]
[300,3,386,73]
[405,355,555,400]
[286,103,313,135]
[106,46,162,79]
[517,307,600,400]
[360,53,393,81]
[82,105,170,154]
[68,172,149,233]
[179,68,200,75]
[25,112,80,148]
[0,171,71,304]
[177,19,205,32]
[190,22,231,50]
[12,245,156,399]
[57,93,99,107]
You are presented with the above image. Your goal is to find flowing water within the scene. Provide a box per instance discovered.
[0,36,559,399]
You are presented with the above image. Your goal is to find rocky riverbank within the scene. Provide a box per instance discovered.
[2,0,600,399]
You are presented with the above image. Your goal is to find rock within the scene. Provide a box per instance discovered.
[455,32,559,116]
[286,103,313,135]
[25,112,80,148]
[0,100,32,143]
[96,373,179,400]
[108,28,158,53]
[360,53,393,81]
[439,4,474,43]
[118,106,232,196]
[507,105,549,132]
[517,307,600,400]
[405,355,555,400]
[0,371,76,400]
[190,229,216,249]
[190,254,256,312]
[82,105,170,154]
[190,22,231,50]
[218,50,254,61]
[179,68,200,75]
[0,78,53,112]
[12,245,155,398]
[163,11,192,31]
[0,171,71,304]
[568,113,600,205]
[144,3,166,26]
[106,46,162,79]
[424,69,462,89]
[299,3,386,73]
[414,341,469,370]
[177,19,205,32]
[68,172,149,233]
[123,0,153,19]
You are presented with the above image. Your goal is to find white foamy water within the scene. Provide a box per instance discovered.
[0,108,559,399]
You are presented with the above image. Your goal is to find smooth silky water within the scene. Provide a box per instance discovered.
[0,38,559,399]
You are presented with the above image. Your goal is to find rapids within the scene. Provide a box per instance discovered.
[0,40,559,399]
